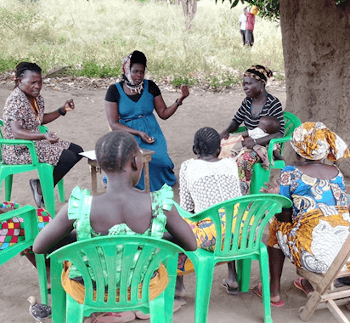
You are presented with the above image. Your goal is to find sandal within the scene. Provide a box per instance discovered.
[221,279,239,295]
[135,299,182,320]
[29,179,44,208]
[253,283,284,308]
[294,277,312,296]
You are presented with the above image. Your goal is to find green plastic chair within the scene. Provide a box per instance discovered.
[0,205,48,304]
[175,194,292,323]
[48,235,185,323]
[232,111,301,194]
[0,120,65,217]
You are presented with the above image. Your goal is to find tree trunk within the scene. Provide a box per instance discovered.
[279,0,350,175]
[181,0,197,30]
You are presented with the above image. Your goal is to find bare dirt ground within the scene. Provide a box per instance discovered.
[0,80,348,323]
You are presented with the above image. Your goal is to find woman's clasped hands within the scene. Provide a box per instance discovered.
[44,132,59,144]
[139,131,154,144]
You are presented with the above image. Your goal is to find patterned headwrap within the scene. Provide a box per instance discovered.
[243,65,273,84]
[121,51,147,94]
[291,122,350,161]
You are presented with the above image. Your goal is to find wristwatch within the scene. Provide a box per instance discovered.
[58,107,66,116]
[175,99,182,106]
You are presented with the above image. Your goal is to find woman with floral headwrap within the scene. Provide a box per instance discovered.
[220,65,284,195]
[253,122,350,307]
[105,50,189,191]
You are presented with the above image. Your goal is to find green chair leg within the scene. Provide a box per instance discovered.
[66,294,84,323]
[237,258,252,293]
[260,247,273,323]
[57,179,65,203]
[38,164,56,216]
[35,253,48,305]
[51,262,67,323]
[4,174,13,201]
[250,164,270,194]
[150,292,166,323]
[194,259,215,323]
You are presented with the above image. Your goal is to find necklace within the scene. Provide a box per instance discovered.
[30,98,40,122]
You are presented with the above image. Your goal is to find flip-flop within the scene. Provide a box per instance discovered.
[253,283,284,308]
[221,279,239,295]
[294,277,312,296]
[135,299,182,320]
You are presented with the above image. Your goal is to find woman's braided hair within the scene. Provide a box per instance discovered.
[193,127,221,156]
[14,62,42,87]
[96,131,139,172]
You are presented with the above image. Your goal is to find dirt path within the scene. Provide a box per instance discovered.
[1,82,346,323]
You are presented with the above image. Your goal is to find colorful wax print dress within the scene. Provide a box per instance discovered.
[268,165,350,274]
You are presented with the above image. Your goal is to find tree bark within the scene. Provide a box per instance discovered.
[279,0,350,174]
[181,0,197,30]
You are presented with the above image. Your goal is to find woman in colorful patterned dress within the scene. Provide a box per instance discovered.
[220,65,284,195]
[2,62,83,208]
[254,122,350,307]
[176,127,242,296]
[105,50,189,191]
[33,131,196,320]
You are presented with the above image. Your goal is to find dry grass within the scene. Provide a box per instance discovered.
[0,0,284,87]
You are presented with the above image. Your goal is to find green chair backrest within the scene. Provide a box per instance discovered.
[48,235,184,315]
[233,111,301,140]
[177,194,292,259]
[279,111,301,149]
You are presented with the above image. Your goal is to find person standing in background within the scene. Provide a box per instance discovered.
[245,6,259,47]
[239,7,247,46]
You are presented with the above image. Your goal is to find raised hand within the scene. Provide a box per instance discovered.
[63,99,75,112]
[179,85,190,101]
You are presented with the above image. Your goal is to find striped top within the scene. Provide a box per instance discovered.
[233,93,284,135]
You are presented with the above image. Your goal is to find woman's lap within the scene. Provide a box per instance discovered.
[236,151,260,195]
[268,208,350,273]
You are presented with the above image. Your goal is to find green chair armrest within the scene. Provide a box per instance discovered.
[174,202,196,220]
[230,126,246,134]
[0,138,39,165]
[174,201,226,223]
[39,125,49,134]
[267,135,292,162]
